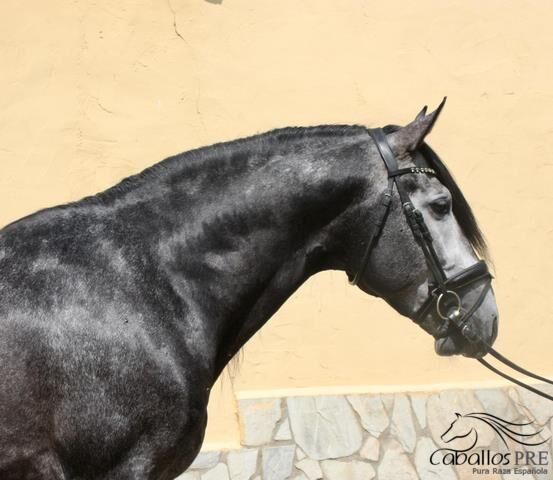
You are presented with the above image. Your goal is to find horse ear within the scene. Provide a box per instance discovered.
[388,97,446,154]
[415,105,428,121]
[455,412,461,418]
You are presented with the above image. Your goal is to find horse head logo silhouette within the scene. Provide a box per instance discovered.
[440,412,549,450]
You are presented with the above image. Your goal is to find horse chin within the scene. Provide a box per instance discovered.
[435,335,463,356]
[435,333,487,358]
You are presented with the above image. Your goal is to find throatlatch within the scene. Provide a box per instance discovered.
[350,127,553,402]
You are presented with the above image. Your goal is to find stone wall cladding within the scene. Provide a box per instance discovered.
[177,384,553,480]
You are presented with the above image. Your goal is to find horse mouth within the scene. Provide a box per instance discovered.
[435,331,488,358]
[435,335,462,356]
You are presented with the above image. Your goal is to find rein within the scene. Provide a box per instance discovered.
[351,128,553,402]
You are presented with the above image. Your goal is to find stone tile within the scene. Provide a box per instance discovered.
[518,421,550,479]
[377,440,417,480]
[359,435,379,461]
[475,388,517,420]
[175,472,200,480]
[274,417,292,441]
[321,460,375,480]
[189,451,221,470]
[289,474,309,480]
[502,471,535,480]
[347,394,389,437]
[201,463,229,480]
[522,421,550,443]
[410,394,427,429]
[227,448,258,480]
[296,447,306,460]
[455,461,502,480]
[513,385,553,425]
[296,447,307,460]
[287,395,362,460]
[261,444,295,480]
[239,398,282,447]
[508,387,521,406]
[295,458,322,480]
[391,394,417,453]
[426,391,493,447]
[414,437,457,480]
[381,394,395,412]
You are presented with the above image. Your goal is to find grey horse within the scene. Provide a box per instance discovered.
[0,104,498,479]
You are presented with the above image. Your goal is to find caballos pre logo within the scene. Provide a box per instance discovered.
[430,412,550,477]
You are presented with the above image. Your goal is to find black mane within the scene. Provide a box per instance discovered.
[383,124,488,259]
[421,142,488,259]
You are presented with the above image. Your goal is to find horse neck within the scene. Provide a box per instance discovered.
[114,128,372,375]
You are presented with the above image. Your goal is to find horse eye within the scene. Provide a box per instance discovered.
[430,199,451,216]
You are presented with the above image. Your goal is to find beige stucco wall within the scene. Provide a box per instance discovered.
[1,0,552,448]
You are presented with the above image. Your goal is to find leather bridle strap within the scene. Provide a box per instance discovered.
[486,347,553,385]
[478,358,553,402]
[349,179,394,286]
[351,129,450,291]
[413,261,492,331]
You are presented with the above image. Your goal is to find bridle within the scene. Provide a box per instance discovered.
[350,129,493,339]
[350,128,553,402]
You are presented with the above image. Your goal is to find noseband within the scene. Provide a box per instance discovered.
[350,128,553,402]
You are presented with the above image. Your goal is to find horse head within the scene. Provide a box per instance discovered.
[350,100,498,358]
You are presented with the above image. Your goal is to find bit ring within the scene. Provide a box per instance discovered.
[436,290,461,321]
